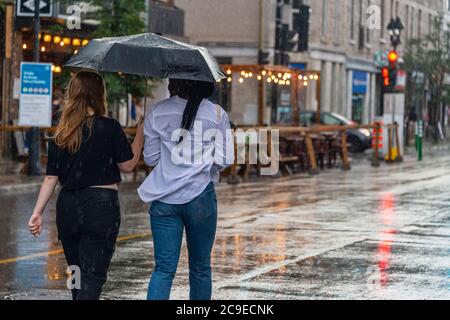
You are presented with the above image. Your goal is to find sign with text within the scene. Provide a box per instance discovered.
[19,62,53,127]
[395,70,407,92]
[17,0,53,17]
[352,71,368,94]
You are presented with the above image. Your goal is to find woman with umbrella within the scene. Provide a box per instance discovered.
[63,33,233,299]
[28,71,145,300]
[138,79,234,300]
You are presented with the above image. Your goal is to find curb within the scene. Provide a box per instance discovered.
[2,289,70,300]
[0,182,42,195]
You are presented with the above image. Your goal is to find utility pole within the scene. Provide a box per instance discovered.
[28,0,41,175]
[271,0,283,124]
[384,17,404,162]
[1,4,14,156]
[274,0,283,66]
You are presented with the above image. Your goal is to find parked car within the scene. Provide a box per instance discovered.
[299,111,372,153]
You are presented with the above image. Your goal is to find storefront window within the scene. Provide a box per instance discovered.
[352,71,368,124]
[212,57,232,112]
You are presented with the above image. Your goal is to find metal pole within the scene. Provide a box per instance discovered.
[28,0,41,176]
[271,0,283,124]
[1,5,14,156]
[258,0,265,125]
[143,78,148,117]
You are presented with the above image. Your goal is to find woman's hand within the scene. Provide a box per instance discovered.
[28,175,58,236]
[28,212,43,236]
[118,122,145,173]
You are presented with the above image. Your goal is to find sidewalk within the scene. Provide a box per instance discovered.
[0,158,43,194]
[0,157,150,194]
[404,140,450,156]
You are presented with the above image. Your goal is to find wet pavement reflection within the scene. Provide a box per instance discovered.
[0,152,449,300]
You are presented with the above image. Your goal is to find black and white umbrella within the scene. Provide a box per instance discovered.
[65,33,227,83]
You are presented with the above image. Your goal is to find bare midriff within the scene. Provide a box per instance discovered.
[91,184,119,191]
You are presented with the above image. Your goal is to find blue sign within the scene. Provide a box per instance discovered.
[19,62,53,127]
[352,71,368,94]
[21,63,52,95]
[289,63,307,71]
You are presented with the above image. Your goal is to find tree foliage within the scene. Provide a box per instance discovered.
[404,16,450,126]
[87,0,157,105]
[57,0,157,105]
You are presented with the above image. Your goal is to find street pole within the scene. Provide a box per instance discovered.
[416,83,427,161]
[271,0,282,124]
[258,0,265,125]
[28,0,41,176]
[1,4,14,156]
[386,18,403,162]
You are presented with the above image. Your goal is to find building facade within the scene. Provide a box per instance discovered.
[176,0,449,125]
[300,0,448,125]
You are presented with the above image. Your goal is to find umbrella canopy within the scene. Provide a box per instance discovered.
[65,33,227,83]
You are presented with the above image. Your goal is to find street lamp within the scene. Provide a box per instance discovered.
[387,17,404,49]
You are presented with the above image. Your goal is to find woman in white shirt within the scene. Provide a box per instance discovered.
[138,79,234,300]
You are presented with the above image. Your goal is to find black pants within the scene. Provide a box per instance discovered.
[56,187,121,300]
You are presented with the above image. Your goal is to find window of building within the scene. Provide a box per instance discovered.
[213,57,232,112]
[390,0,394,18]
[405,5,409,40]
[322,0,328,37]
[350,0,355,40]
[418,9,422,38]
[334,0,341,42]
[366,0,371,44]
[381,0,386,38]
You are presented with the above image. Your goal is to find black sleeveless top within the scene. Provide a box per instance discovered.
[46,116,134,190]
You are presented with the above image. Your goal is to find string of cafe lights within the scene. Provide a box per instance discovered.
[22,33,90,73]
[218,68,320,87]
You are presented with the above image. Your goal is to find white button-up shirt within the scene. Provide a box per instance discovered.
[138,95,234,204]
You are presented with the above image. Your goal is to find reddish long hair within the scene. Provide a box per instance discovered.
[54,71,107,153]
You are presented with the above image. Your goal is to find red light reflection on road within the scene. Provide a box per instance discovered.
[376,193,397,287]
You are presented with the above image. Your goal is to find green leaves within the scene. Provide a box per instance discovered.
[85,0,158,104]
[404,15,450,114]
[90,0,146,38]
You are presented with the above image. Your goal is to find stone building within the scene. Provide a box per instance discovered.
[176,0,449,125]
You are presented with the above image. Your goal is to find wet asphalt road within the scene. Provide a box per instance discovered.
[0,152,449,300]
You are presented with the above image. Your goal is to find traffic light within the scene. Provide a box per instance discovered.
[388,50,398,65]
[296,4,310,52]
[258,50,271,65]
[381,67,389,78]
[381,50,399,93]
[381,67,398,92]
[281,24,298,52]
[382,67,391,87]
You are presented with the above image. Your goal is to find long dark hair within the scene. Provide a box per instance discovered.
[178,80,215,142]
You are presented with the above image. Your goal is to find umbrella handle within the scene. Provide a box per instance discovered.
[144,78,148,117]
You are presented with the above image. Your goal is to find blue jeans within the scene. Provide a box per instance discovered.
[147,182,217,300]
